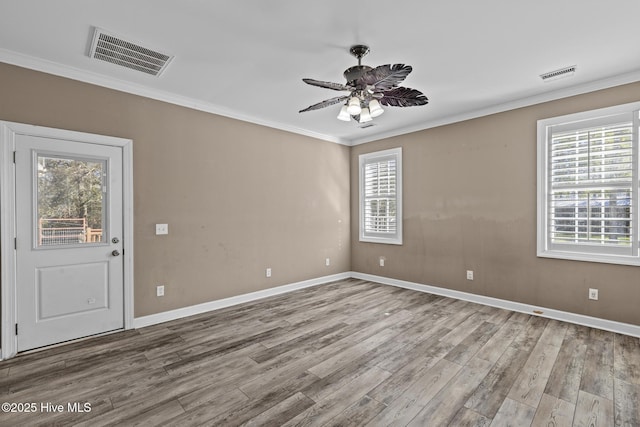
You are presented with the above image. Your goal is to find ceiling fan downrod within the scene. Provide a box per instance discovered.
[349,44,370,66]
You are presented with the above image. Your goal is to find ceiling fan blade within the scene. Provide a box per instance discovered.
[379,87,429,107]
[299,95,349,113]
[302,78,353,91]
[357,64,412,91]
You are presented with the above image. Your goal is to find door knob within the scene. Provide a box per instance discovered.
[112,250,120,257]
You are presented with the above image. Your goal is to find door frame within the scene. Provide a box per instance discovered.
[0,121,134,360]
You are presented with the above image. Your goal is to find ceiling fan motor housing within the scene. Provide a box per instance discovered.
[344,65,373,84]
[344,44,372,84]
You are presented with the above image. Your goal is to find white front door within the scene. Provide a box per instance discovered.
[15,134,124,351]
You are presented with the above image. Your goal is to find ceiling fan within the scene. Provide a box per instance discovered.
[299,44,428,123]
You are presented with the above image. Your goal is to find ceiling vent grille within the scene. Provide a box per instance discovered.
[88,28,174,76]
[540,65,576,82]
[359,123,376,129]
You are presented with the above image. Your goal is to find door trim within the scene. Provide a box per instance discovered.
[0,121,134,360]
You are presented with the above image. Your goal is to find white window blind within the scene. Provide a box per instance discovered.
[359,148,402,244]
[550,118,633,248]
[538,103,640,265]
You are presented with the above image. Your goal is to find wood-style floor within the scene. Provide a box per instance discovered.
[0,278,639,426]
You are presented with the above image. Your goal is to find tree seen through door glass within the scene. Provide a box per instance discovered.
[37,155,106,246]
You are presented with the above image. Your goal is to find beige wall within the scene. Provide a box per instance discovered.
[1,61,638,328]
[351,82,640,326]
[0,63,351,317]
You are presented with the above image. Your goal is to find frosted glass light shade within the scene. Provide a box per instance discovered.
[369,99,384,117]
[337,105,351,121]
[359,107,372,123]
[346,97,362,115]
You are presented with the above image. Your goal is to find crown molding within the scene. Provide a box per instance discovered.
[0,49,349,146]
[350,69,640,145]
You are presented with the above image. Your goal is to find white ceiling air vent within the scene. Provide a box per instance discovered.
[540,65,576,82]
[88,27,174,76]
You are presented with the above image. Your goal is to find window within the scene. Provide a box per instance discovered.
[537,102,640,265]
[359,147,402,244]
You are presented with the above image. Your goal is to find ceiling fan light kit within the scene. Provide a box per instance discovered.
[299,44,428,124]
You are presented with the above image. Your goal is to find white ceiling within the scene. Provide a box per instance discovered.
[2,0,640,145]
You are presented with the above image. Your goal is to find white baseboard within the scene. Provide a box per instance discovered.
[351,272,640,338]
[133,270,640,338]
[133,272,351,329]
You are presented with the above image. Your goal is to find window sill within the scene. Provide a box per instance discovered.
[537,249,640,267]
[359,236,403,245]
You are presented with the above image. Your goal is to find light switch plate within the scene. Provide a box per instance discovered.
[156,224,168,235]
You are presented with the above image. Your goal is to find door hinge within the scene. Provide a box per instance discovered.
[15,324,18,335]
[14,238,17,250]
[13,151,16,163]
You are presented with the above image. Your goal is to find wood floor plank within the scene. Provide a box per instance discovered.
[440,312,488,346]
[613,378,640,427]
[614,333,640,385]
[573,390,614,427]
[445,321,500,365]
[281,365,391,427]
[464,345,531,418]
[160,389,250,426]
[365,331,453,405]
[367,358,462,426]
[484,306,515,325]
[507,341,561,408]
[114,399,185,427]
[324,395,386,427]
[538,319,569,348]
[0,279,637,426]
[251,321,365,372]
[580,334,614,400]
[474,316,525,364]
[544,324,589,404]
[178,382,249,415]
[241,392,315,427]
[373,322,452,373]
[250,322,348,364]
[406,357,494,426]
[307,326,399,378]
[300,356,376,402]
[531,393,575,427]
[449,407,492,426]
[489,397,536,426]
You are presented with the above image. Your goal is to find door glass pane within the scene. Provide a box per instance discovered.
[36,154,106,246]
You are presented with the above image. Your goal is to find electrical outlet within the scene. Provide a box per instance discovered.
[325,258,330,266]
[379,257,385,267]
[156,285,165,297]
[466,270,474,280]
[589,288,598,300]
[155,224,168,235]
[266,268,272,278]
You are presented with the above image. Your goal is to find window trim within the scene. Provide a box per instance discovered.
[359,147,403,245]
[537,101,640,266]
